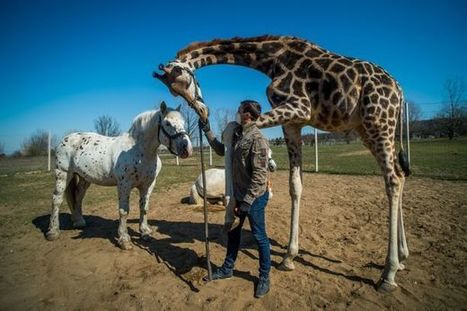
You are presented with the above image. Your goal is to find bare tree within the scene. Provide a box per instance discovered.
[214,108,235,136]
[407,101,422,139]
[21,129,56,156]
[407,101,422,123]
[94,115,121,137]
[438,78,467,139]
[180,104,198,138]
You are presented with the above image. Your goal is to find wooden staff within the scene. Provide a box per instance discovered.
[199,124,212,281]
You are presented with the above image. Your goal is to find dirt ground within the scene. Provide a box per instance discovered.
[0,171,466,310]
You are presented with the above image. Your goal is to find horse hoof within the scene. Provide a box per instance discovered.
[376,278,398,293]
[398,263,406,271]
[278,259,295,271]
[46,231,60,241]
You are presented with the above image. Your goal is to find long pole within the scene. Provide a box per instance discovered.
[405,101,411,165]
[48,130,51,171]
[199,125,212,281]
[314,128,318,172]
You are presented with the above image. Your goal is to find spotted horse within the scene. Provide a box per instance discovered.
[46,102,193,250]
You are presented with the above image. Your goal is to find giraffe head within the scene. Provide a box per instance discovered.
[153,61,209,122]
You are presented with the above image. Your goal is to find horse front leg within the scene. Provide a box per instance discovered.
[278,125,303,271]
[117,184,132,250]
[138,181,156,240]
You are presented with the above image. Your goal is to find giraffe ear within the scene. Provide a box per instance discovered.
[160,101,167,114]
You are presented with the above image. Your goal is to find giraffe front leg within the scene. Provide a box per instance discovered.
[278,125,303,271]
[255,99,311,129]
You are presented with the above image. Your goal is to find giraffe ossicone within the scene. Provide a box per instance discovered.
[154,35,410,292]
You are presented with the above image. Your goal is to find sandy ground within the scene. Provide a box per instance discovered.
[0,171,466,310]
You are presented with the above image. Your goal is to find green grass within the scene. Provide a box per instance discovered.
[271,137,467,180]
[0,156,54,175]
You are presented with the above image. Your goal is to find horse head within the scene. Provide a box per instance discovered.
[153,61,209,122]
[158,101,193,159]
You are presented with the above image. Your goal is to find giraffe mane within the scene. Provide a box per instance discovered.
[176,35,300,58]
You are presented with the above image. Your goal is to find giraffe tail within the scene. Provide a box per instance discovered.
[398,100,411,177]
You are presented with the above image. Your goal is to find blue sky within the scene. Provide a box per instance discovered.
[1,0,466,153]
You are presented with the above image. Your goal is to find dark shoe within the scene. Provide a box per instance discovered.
[255,277,270,298]
[203,268,233,281]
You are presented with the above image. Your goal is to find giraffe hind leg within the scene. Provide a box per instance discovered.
[358,123,404,292]
[395,154,409,268]
[377,144,403,292]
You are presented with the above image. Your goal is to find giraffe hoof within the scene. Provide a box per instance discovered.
[72,219,86,229]
[376,278,398,293]
[46,230,60,241]
[118,239,133,250]
[278,258,295,271]
[141,234,151,241]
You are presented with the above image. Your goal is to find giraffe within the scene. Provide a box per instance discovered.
[153,35,411,292]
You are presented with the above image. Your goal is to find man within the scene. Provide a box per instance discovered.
[199,100,271,298]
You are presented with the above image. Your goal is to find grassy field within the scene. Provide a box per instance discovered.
[1,137,465,179]
[0,136,464,241]
[272,137,467,180]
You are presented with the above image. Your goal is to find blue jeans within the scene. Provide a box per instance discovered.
[221,191,271,279]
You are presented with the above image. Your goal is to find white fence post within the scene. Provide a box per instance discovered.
[209,146,212,166]
[405,101,411,165]
[314,127,319,172]
[47,130,51,171]
[176,156,179,166]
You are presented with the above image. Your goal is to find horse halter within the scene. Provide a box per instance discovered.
[157,114,188,156]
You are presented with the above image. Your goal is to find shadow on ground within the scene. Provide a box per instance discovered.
[33,213,375,291]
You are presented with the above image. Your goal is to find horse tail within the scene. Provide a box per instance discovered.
[65,174,79,213]
[398,98,411,177]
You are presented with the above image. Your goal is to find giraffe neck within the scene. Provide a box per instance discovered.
[176,36,328,79]
[176,37,289,77]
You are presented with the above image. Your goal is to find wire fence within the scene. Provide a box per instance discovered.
[2,135,466,181]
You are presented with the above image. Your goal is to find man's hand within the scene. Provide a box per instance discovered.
[234,201,251,217]
[198,118,211,133]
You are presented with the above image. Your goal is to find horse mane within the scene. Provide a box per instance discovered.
[176,35,300,58]
[128,110,160,138]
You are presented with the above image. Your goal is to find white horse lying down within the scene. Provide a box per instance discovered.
[46,102,192,249]
[187,151,277,206]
